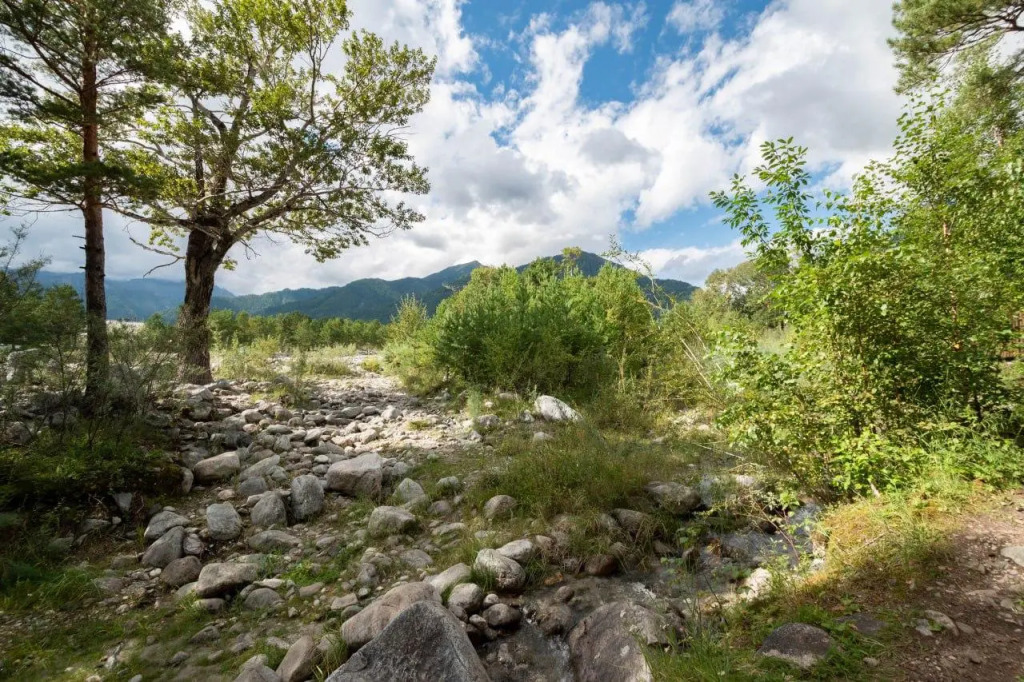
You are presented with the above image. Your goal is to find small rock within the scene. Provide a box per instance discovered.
[757,623,835,669]
[483,603,521,629]
[533,395,581,422]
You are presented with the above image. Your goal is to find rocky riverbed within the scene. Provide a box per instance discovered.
[1,354,832,681]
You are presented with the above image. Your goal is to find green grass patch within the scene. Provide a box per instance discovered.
[468,424,696,519]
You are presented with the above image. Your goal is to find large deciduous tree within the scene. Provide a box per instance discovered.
[119,0,435,384]
[0,0,173,405]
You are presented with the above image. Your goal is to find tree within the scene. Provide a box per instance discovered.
[119,0,435,383]
[891,0,1024,92]
[0,0,173,405]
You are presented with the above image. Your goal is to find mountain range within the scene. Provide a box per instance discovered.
[37,251,697,322]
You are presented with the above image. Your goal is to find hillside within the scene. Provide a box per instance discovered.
[210,252,695,321]
[34,271,237,321]
[36,253,697,322]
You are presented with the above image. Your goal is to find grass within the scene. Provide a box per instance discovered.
[301,346,357,378]
[360,356,383,373]
[467,423,698,519]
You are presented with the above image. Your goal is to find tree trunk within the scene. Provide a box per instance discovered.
[81,44,109,409]
[178,229,224,384]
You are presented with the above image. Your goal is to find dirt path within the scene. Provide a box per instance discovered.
[890,495,1024,681]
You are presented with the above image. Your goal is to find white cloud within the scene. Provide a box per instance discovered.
[667,0,724,34]
[640,241,746,284]
[13,0,903,295]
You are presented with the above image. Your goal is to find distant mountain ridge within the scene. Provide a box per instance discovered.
[33,271,236,322]
[36,252,696,322]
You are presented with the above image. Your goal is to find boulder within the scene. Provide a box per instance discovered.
[161,556,202,588]
[645,481,701,515]
[368,506,417,536]
[144,510,188,542]
[240,455,281,482]
[341,582,441,651]
[193,452,241,483]
[568,601,669,682]
[248,530,301,553]
[473,549,526,593]
[290,475,324,522]
[244,587,284,610]
[757,623,835,669]
[142,526,185,568]
[482,603,521,629]
[195,562,260,597]
[447,583,484,613]
[234,664,281,682]
[328,601,488,682]
[497,539,538,564]
[533,395,581,422]
[482,495,517,520]
[427,563,471,595]
[277,635,319,682]
[206,503,243,541]
[394,478,427,504]
[251,493,288,529]
[326,453,384,497]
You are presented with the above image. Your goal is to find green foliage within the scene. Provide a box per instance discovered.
[423,258,659,397]
[214,337,281,382]
[710,104,1024,496]
[0,426,179,512]
[470,424,691,519]
[890,0,1024,92]
[208,310,387,350]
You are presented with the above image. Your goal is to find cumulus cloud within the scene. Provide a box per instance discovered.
[12,0,903,294]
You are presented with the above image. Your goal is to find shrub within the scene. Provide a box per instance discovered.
[0,427,180,512]
[215,337,280,381]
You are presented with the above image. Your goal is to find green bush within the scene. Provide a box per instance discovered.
[0,428,180,512]
[415,256,662,399]
[711,123,1024,497]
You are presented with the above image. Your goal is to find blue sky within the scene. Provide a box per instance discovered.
[14,0,905,293]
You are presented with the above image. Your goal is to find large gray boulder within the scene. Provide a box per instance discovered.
[161,556,202,588]
[568,601,670,682]
[240,455,281,482]
[427,563,471,595]
[326,453,384,497]
[341,582,441,651]
[327,601,489,682]
[144,510,188,542]
[473,549,525,594]
[533,395,581,422]
[206,503,243,541]
[290,475,324,522]
[368,506,417,536]
[142,526,185,568]
[277,635,319,682]
[195,562,259,597]
[248,530,301,553]
[193,452,241,483]
[251,492,288,529]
